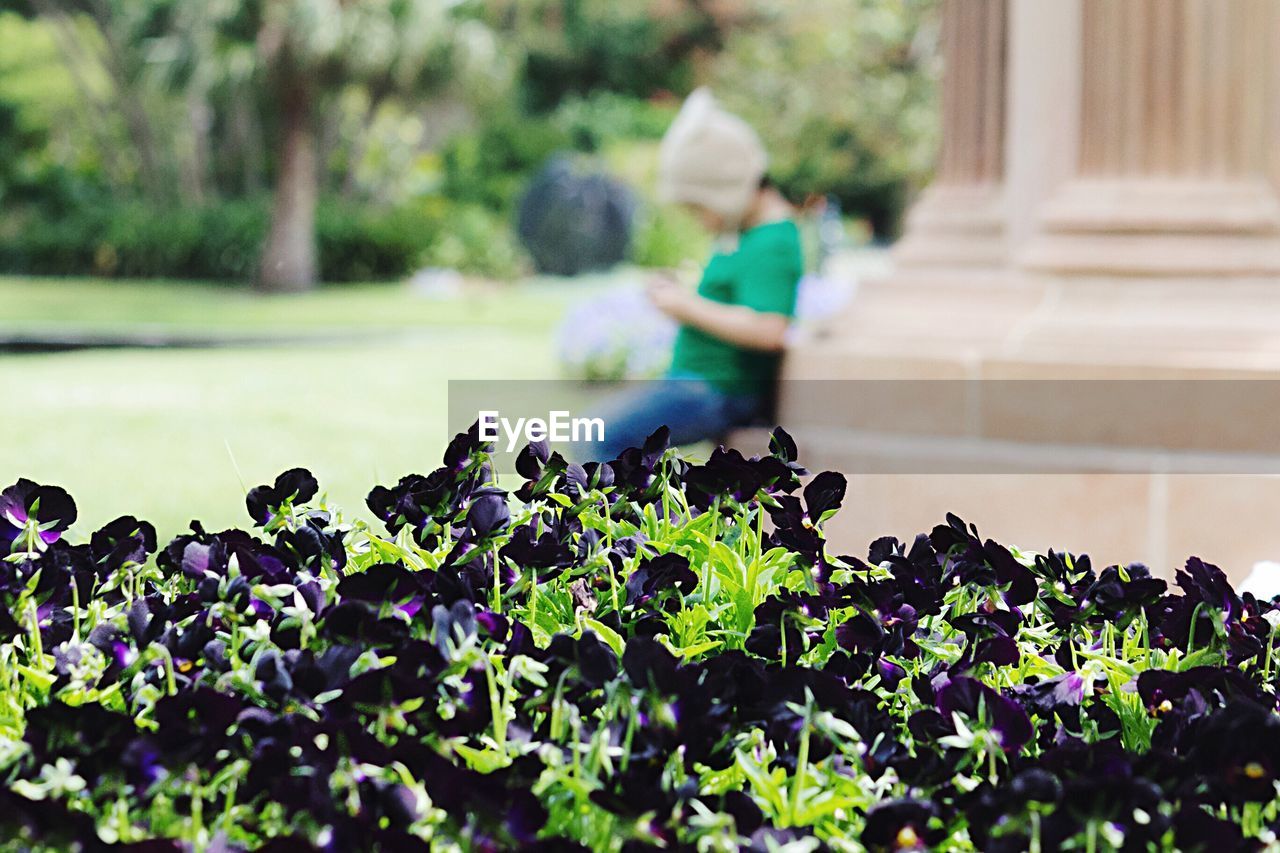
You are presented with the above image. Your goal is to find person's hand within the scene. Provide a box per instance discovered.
[646,274,691,320]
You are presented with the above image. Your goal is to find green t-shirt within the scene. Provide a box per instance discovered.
[668,219,803,394]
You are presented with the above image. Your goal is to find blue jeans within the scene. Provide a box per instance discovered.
[576,376,766,463]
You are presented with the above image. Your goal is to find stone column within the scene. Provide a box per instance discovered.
[893,0,1008,269]
[770,0,1280,577]
[1002,0,1081,251]
[1019,0,1280,276]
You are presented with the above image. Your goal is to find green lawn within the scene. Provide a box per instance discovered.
[0,275,581,335]
[0,274,624,540]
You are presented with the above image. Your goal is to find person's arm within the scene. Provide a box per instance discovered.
[648,277,789,351]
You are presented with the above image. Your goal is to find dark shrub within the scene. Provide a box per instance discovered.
[516,156,635,276]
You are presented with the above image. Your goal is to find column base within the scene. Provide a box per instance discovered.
[892,183,1007,269]
[778,268,1280,574]
[1019,179,1280,276]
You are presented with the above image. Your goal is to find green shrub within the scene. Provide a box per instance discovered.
[439,111,570,211]
[0,198,461,283]
[628,203,708,269]
[97,200,267,280]
[517,0,717,112]
[0,199,260,280]
[714,0,941,239]
[551,91,676,152]
[315,203,442,283]
[417,200,526,280]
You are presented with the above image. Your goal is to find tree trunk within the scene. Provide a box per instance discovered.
[183,84,213,205]
[258,80,318,292]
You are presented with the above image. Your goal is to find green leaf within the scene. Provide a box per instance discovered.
[581,617,624,658]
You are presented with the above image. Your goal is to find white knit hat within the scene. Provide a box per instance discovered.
[657,88,767,226]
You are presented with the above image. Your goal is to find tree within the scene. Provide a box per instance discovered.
[3,0,178,202]
[712,0,941,238]
[245,0,500,292]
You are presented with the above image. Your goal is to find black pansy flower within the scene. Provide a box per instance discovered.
[767,471,846,577]
[1183,700,1280,803]
[836,580,920,659]
[1178,556,1242,621]
[625,552,697,608]
[439,488,508,569]
[765,426,808,485]
[1,479,77,553]
[936,675,1033,753]
[336,561,437,620]
[465,486,511,539]
[431,599,478,657]
[622,635,683,694]
[88,515,157,575]
[499,517,577,582]
[685,447,765,509]
[862,799,943,852]
[544,630,619,691]
[607,427,675,500]
[442,420,493,473]
[1077,562,1167,625]
[246,468,319,528]
[512,440,563,502]
[415,749,547,847]
[275,516,346,573]
[1009,671,1086,718]
[1173,805,1250,852]
[366,468,457,542]
[874,534,946,617]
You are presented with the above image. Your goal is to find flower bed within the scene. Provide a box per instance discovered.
[1,428,1277,851]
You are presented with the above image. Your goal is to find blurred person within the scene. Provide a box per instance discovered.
[583,89,802,462]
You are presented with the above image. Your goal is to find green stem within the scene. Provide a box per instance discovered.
[1186,602,1203,656]
[620,696,638,773]
[221,778,238,832]
[153,644,177,696]
[491,549,502,614]
[26,601,43,662]
[1263,619,1276,687]
[191,785,204,848]
[529,571,539,634]
[780,614,788,664]
[72,578,81,643]
[486,658,506,752]
[662,482,672,539]
[602,490,613,551]
[608,553,620,615]
[788,709,811,825]
[704,498,719,602]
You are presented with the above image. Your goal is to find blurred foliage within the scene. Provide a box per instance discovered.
[552,89,676,152]
[500,0,734,112]
[629,203,709,270]
[0,0,940,281]
[0,197,460,282]
[715,0,941,238]
[440,108,571,210]
[415,199,525,279]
